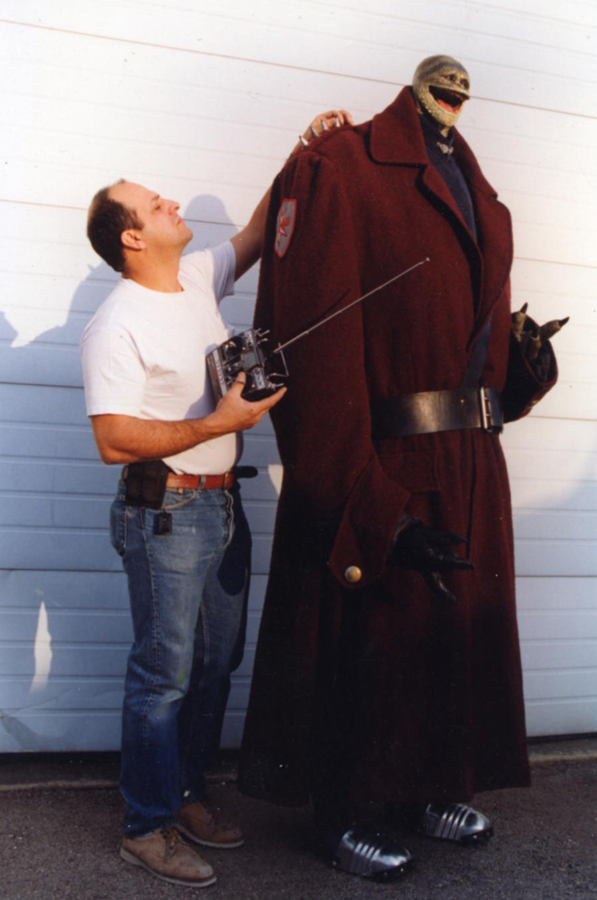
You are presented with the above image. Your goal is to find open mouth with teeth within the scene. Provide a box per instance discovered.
[429,85,468,113]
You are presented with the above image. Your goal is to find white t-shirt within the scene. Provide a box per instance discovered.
[80,241,241,475]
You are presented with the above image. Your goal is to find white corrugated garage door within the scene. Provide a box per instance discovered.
[0,0,595,751]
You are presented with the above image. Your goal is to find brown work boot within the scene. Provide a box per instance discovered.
[175,800,245,849]
[120,824,216,888]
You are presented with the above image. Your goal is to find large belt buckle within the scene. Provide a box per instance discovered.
[479,387,503,433]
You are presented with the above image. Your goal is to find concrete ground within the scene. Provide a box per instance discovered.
[0,741,596,900]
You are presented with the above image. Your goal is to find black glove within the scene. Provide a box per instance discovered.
[391,516,474,603]
[530,344,553,383]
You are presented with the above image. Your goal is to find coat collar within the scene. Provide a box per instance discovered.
[370,87,512,338]
[370,86,497,198]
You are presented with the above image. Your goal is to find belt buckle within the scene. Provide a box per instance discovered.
[479,387,503,433]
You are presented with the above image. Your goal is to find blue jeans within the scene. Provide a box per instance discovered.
[110,481,251,837]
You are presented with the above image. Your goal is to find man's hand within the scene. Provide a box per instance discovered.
[290,109,354,157]
[206,373,287,437]
[392,517,474,603]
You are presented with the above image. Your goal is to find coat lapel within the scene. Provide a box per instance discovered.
[370,88,513,343]
[455,133,513,338]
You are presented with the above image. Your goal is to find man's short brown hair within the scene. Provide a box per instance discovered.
[86,180,143,272]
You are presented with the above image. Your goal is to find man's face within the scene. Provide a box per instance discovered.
[412,55,470,132]
[110,181,193,257]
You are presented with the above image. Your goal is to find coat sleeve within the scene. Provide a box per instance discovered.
[254,150,411,590]
[500,312,558,423]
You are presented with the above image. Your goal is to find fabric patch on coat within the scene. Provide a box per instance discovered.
[275,199,297,258]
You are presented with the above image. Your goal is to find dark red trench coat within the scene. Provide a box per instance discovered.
[238,88,557,806]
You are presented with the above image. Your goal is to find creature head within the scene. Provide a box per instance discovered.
[412,55,470,134]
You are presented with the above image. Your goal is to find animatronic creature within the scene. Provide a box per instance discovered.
[239,55,567,881]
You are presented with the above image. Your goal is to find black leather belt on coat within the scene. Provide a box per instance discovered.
[371,386,503,440]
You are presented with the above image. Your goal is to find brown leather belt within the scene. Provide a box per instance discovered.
[371,387,503,439]
[165,471,236,491]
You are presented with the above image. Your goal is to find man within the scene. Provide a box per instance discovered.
[239,57,566,879]
[81,109,351,889]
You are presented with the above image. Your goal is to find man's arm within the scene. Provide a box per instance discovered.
[230,188,272,281]
[230,109,354,280]
[91,374,286,465]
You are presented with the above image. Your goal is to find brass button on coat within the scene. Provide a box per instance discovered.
[344,565,362,584]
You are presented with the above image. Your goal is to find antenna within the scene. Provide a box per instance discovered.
[273,257,430,355]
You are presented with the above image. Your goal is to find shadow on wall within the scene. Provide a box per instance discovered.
[0,257,118,752]
[0,192,274,753]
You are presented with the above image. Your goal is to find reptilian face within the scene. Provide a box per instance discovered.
[413,55,470,134]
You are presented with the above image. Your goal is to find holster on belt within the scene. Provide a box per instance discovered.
[123,460,172,509]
